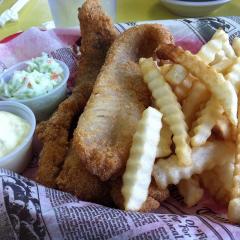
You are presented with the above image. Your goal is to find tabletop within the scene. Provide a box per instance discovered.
[0,0,239,40]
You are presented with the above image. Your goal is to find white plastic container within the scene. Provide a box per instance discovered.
[0,59,69,121]
[160,0,231,17]
[0,101,36,173]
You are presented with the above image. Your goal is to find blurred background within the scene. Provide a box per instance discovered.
[0,0,239,40]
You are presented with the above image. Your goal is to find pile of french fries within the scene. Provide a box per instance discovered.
[121,29,240,224]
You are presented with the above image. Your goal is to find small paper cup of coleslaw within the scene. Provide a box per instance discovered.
[0,101,36,173]
[0,54,70,121]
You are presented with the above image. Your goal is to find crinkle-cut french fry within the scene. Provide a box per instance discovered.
[156,121,172,158]
[156,44,238,126]
[212,58,234,73]
[213,114,233,140]
[139,57,192,166]
[210,50,226,65]
[122,107,162,211]
[191,98,224,147]
[160,64,172,76]
[165,64,188,86]
[178,175,204,207]
[182,81,210,128]
[223,40,236,59]
[173,74,195,101]
[190,55,235,146]
[232,37,240,57]
[196,29,228,64]
[225,58,240,93]
[228,94,240,223]
[161,65,194,102]
[153,141,235,189]
[185,32,229,134]
[190,55,235,147]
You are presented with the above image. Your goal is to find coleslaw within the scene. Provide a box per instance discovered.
[0,53,64,99]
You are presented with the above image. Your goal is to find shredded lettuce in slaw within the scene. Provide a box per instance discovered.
[0,53,64,99]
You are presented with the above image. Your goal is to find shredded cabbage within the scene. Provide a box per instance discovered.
[0,53,64,99]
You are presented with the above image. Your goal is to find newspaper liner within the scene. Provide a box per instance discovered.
[1,17,240,239]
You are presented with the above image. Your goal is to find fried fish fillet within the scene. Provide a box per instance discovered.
[73,24,173,181]
[57,144,111,204]
[36,0,118,187]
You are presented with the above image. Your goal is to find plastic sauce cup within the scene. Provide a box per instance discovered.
[0,101,36,173]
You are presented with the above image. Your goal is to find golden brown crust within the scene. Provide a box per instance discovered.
[57,144,111,204]
[36,96,84,187]
[140,197,160,213]
[36,0,118,187]
[155,43,182,62]
[148,180,170,203]
[73,24,174,181]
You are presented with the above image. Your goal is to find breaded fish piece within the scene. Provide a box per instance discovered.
[57,144,111,204]
[73,24,173,181]
[36,0,118,187]
[110,179,169,212]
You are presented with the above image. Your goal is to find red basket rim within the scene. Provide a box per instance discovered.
[0,32,23,43]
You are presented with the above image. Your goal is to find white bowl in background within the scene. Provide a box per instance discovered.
[160,0,231,17]
[0,101,36,173]
[0,59,69,121]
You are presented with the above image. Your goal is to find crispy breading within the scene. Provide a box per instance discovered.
[73,24,173,181]
[57,144,111,204]
[36,0,118,187]
[111,179,169,212]
[148,180,170,203]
